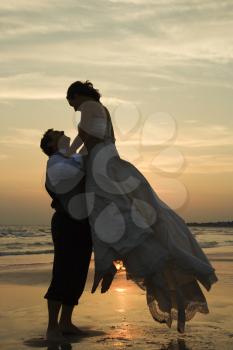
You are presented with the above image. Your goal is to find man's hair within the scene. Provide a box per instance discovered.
[67,80,101,101]
[40,129,61,156]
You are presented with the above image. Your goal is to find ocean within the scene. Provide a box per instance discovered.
[0,224,232,270]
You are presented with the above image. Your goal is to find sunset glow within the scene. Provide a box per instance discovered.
[1,1,232,224]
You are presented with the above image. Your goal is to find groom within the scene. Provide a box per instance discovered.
[40,129,92,341]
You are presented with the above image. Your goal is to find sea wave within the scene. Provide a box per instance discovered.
[2,242,53,248]
[0,225,50,238]
[0,225,233,258]
[0,232,49,237]
[199,241,218,248]
[0,249,54,257]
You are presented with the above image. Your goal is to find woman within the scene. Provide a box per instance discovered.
[66,80,218,333]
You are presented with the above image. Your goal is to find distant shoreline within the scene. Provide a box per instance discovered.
[187,221,233,227]
[0,221,233,227]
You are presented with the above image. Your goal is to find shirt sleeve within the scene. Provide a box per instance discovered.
[47,154,84,186]
[70,153,84,165]
[79,100,107,139]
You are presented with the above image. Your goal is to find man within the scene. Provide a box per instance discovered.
[40,129,92,342]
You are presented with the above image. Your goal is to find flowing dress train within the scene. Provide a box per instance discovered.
[77,100,218,331]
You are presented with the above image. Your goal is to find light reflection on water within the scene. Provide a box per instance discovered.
[116,308,125,313]
[106,323,193,350]
[23,337,193,350]
[115,287,126,293]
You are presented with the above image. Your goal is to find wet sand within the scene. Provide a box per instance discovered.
[0,247,233,350]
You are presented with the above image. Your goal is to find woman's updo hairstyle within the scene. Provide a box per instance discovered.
[67,80,101,101]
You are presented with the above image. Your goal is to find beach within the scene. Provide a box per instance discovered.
[0,242,233,350]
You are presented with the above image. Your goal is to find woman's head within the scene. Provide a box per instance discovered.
[66,80,101,111]
[40,129,70,156]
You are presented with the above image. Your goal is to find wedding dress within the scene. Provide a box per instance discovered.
[76,100,218,332]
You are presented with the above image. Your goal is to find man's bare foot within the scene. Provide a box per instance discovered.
[46,327,67,342]
[59,323,88,336]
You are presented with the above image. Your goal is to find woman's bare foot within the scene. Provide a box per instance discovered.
[46,327,67,342]
[59,323,88,336]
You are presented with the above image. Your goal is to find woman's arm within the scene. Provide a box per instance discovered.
[63,134,84,157]
[63,127,92,157]
[64,101,107,157]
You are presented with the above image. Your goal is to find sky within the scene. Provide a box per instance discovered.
[0,0,233,225]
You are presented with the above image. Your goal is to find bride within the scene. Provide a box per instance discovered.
[65,80,218,333]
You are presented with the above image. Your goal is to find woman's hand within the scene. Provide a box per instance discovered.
[64,134,84,157]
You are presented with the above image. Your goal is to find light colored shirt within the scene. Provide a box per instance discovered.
[47,151,85,186]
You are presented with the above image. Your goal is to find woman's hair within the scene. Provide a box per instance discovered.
[40,129,63,156]
[66,80,101,101]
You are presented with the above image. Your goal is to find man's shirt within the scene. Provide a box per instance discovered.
[47,151,84,186]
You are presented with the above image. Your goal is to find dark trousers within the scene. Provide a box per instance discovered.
[44,211,93,306]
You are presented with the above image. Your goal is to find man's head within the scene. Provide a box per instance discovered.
[66,80,101,111]
[40,129,70,157]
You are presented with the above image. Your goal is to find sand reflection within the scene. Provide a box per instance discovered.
[162,338,191,350]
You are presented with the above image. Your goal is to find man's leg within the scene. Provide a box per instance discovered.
[44,212,67,341]
[59,304,87,335]
[59,304,74,328]
[58,218,92,334]
[46,300,65,341]
[44,212,92,335]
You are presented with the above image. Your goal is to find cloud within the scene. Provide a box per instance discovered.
[0,0,62,11]
[0,0,232,105]
[0,128,43,146]
[115,117,233,148]
[176,124,233,148]
[0,0,232,71]
[0,73,133,103]
[183,119,198,124]
[183,154,233,174]
[0,72,69,100]
[112,118,233,175]
[0,154,9,160]
[119,147,233,175]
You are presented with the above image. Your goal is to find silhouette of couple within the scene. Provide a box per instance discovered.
[40,80,217,341]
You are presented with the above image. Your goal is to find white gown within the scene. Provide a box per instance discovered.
[77,100,218,331]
